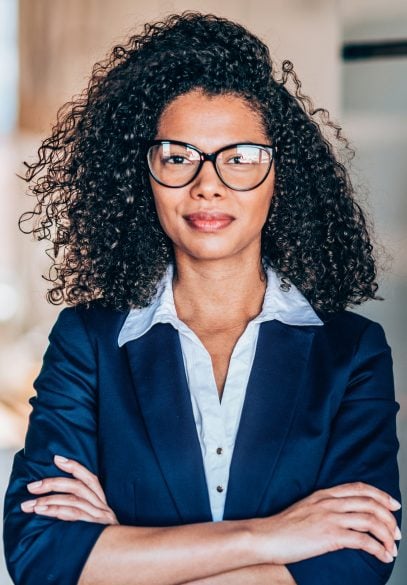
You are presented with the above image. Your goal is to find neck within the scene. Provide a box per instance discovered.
[172,253,267,329]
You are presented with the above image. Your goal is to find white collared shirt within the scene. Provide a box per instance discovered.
[118,264,322,521]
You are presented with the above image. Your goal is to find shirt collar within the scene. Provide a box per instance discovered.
[118,264,323,347]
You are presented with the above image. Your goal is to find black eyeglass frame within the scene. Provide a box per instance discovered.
[145,139,275,191]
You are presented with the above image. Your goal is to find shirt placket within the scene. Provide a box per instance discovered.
[185,336,230,522]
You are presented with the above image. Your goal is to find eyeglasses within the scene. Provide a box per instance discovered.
[145,140,275,191]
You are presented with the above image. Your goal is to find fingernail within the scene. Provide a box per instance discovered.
[27,480,42,489]
[395,526,402,540]
[21,500,37,511]
[54,455,69,463]
[54,455,68,463]
[34,505,49,512]
[392,543,398,557]
[389,497,401,509]
[385,551,394,563]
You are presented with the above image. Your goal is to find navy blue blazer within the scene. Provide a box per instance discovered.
[3,304,402,585]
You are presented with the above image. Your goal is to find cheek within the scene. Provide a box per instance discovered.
[257,177,275,222]
[246,188,274,227]
[153,200,173,236]
[151,190,183,237]
[150,183,170,219]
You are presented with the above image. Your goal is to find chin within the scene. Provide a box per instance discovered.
[189,250,234,261]
[179,242,244,262]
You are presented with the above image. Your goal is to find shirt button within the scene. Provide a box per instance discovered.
[216,485,224,493]
[216,447,223,455]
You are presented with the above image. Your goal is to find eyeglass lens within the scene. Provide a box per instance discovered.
[147,143,272,190]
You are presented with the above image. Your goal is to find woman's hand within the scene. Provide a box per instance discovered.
[253,482,401,566]
[20,455,119,525]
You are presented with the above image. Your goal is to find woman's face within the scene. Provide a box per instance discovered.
[149,89,275,264]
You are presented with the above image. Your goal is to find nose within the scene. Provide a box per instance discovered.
[189,159,227,199]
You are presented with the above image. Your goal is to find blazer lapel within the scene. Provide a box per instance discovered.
[125,323,212,524]
[224,320,316,520]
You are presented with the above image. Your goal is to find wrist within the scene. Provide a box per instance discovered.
[237,517,271,565]
[243,516,277,565]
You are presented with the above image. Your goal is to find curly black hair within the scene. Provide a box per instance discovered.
[20,11,380,315]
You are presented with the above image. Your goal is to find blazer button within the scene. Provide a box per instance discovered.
[216,447,223,455]
[216,485,224,493]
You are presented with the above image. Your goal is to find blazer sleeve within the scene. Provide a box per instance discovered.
[286,321,402,585]
[3,308,107,585]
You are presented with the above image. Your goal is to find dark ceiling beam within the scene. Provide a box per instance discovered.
[342,40,407,61]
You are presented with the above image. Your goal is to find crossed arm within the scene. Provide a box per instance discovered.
[16,454,400,585]
[20,456,297,585]
[3,309,402,585]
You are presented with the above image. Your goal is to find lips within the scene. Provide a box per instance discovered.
[183,212,235,232]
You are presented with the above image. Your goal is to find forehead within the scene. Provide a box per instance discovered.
[156,90,268,149]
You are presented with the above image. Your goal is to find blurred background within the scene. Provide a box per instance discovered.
[0,0,406,582]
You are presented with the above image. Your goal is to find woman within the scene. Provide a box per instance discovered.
[3,11,402,585]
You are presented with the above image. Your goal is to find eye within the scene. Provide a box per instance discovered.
[222,146,263,166]
[225,153,256,166]
[162,155,191,165]
[227,155,245,164]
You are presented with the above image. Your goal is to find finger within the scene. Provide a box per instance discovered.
[28,504,113,524]
[20,500,37,513]
[337,511,397,557]
[22,494,109,520]
[53,455,108,504]
[315,482,401,511]
[337,527,396,564]
[319,496,399,538]
[27,476,105,510]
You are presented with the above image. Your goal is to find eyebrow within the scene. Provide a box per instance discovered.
[153,139,272,149]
